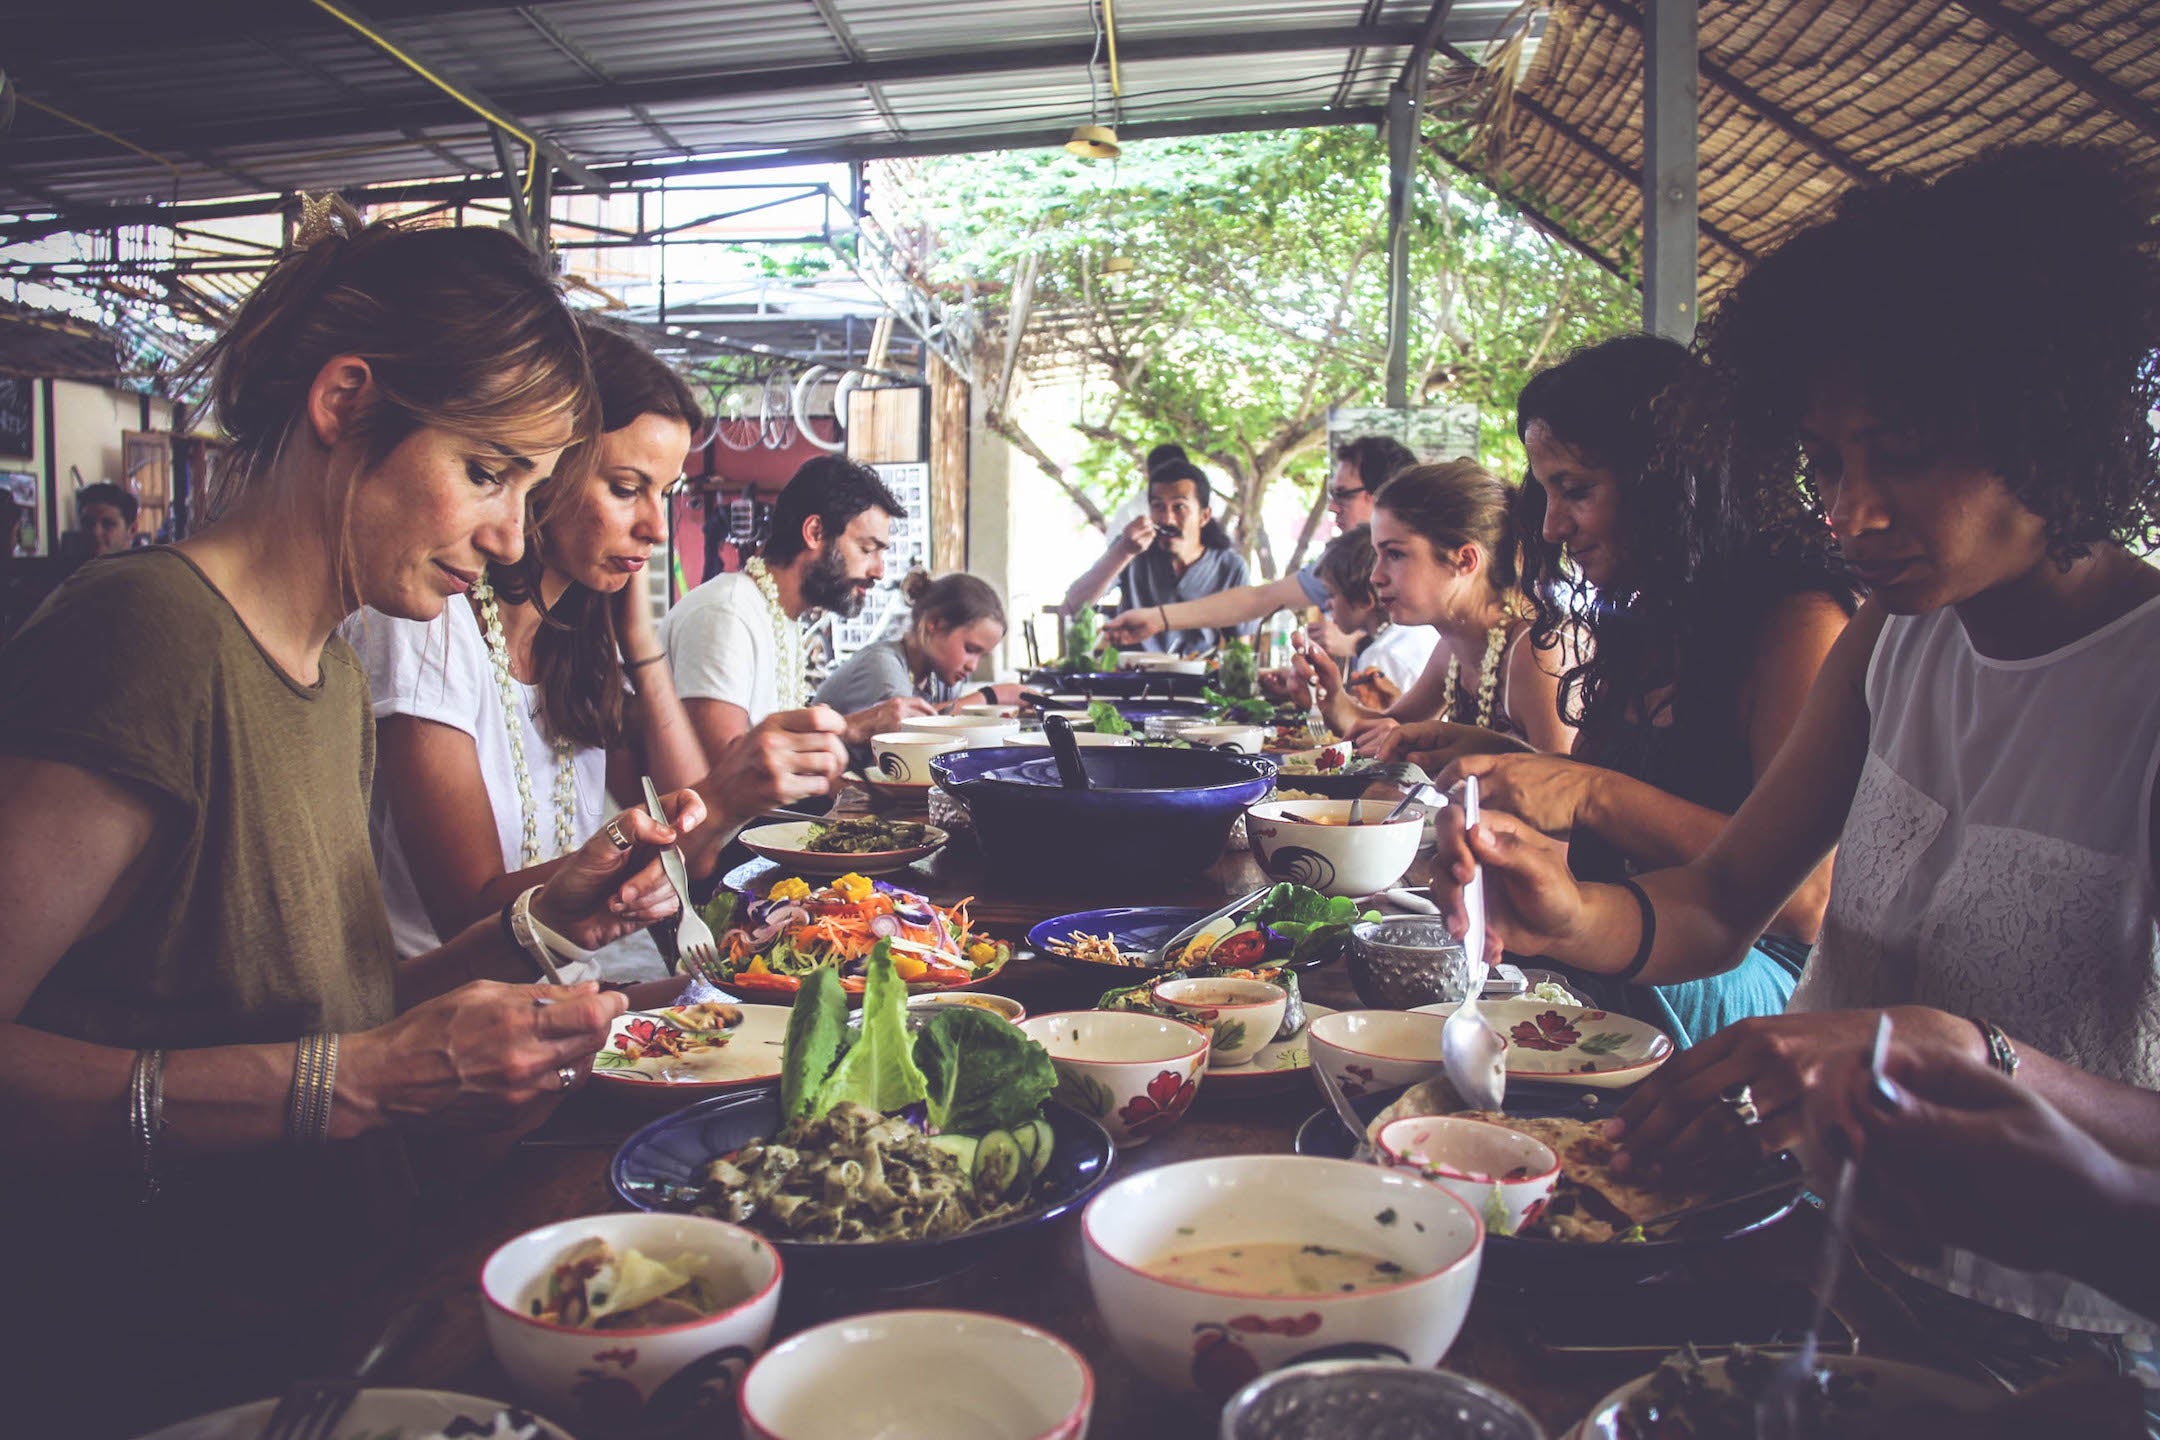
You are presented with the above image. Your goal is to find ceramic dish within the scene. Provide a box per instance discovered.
[737,820,947,877]
[1305,1008,1452,1101]
[1204,1002,1335,1096]
[1570,1353,1996,1440]
[139,1391,576,1440]
[1223,1363,1547,1440]
[1027,905,1209,978]
[1410,1000,1673,1087]
[1021,1010,1211,1148]
[1293,1084,1802,1281]
[612,1088,1116,1290]
[1246,798,1427,898]
[592,1003,791,1100]
[899,713,1021,746]
[742,1309,1093,1440]
[855,771,936,809]
[907,990,1026,1024]
[1375,1114,1562,1239]
[1151,977,1286,1067]
[481,1211,782,1432]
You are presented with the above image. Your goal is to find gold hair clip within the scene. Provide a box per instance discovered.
[292,192,343,251]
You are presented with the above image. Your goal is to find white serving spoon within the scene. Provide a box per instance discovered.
[1439,776,1508,1111]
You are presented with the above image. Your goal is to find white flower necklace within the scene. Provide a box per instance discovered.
[743,555,806,708]
[472,575,578,867]
[1442,621,1510,730]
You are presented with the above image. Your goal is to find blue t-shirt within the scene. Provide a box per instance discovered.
[1116,545,1259,655]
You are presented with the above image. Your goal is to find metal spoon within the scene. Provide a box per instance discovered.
[1043,713,1091,790]
[1439,775,1507,1111]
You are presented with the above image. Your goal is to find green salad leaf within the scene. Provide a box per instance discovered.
[807,945,929,1118]
[913,1008,1057,1133]
[697,889,738,943]
[1085,699,1132,736]
[779,967,847,1120]
[1250,883,1380,965]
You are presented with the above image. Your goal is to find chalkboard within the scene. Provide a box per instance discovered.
[0,379,33,459]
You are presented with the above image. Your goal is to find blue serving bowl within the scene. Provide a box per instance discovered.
[612,1088,1116,1291]
[1022,668,1210,698]
[932,745,1277,882]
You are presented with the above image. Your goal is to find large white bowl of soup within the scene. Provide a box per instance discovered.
[1081,1154,1482,1402]
[1245,798,1427,898]
[481,1211,781,1433]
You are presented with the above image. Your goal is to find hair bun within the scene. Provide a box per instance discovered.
[900,568,933,604]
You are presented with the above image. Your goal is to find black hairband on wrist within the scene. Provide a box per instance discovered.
[1615,877,1657,983]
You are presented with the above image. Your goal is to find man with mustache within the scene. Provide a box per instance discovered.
[668,455,932,760]
[1062,455,1257,656]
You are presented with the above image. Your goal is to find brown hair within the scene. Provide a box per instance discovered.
[901,569,1006,634]
[1373,460,1523,593]
[1313,524,1379,612]
[191,198,593,549]
[491,320,706,750]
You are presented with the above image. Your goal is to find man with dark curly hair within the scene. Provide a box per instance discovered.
[1438,145,2160,1406]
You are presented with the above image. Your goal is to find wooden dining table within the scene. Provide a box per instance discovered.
[316,792,2002,1440]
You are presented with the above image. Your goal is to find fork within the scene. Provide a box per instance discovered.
[641,776,718,978]
[256,1299,436,1440]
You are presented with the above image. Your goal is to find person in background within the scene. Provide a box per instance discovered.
[1308,522,1438,710]
[1062,455,1255,655]
[1432,146,2160,1409]
[352,322,839,981]
[75,480,137,556]
[1435,334,1855,1047]
[1294,461,1575,761]
[1105,435,1418,648]
[815,569,1016,726]
[665,455,928,758]
[0,204,699,1430]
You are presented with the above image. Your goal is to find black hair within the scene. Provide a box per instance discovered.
[1148,459,1233,550]
[1686,143,2160,565]
[765,455,905,565]
[1515,333,1855,754]
[76,482,138,528]
[1313,524,1379,611]
[1333,435,1419,495]
[1145,443,1189,477]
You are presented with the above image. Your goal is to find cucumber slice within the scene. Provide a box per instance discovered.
[928,1133,979,1173]
[1023,1117,1055,1178]
[973,1128,1025,1204]
[1010,1118,1041,1167]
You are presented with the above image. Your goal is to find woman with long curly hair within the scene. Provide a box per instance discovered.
[1437,146,2160,1398]
[1438,334,1856,1046]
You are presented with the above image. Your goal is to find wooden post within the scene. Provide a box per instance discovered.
[1642,0,1699,342]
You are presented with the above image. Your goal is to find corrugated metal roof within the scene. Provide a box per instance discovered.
[2,0,1482,217]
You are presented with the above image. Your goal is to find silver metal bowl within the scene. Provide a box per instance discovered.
[1220,1362,1547,1440]
[1348,917,1478,1009]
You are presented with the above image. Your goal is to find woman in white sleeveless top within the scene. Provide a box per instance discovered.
[1434,146,2160,1390]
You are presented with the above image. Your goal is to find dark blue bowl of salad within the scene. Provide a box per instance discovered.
[932,745,1277,882]
[613,1087,1116,1291]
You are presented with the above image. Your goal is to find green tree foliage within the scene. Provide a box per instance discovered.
[894,124,1634,574]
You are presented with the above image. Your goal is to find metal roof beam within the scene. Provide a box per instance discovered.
[1954,0,2160,147]
[8,27,1422,163]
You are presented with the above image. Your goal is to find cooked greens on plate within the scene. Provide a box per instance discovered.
[800,816,935,854]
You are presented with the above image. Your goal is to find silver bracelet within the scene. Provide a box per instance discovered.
[128,1048,166,1204]
[287,1032,340,1146]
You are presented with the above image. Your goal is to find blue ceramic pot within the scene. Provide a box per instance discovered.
[932,745,1277,882]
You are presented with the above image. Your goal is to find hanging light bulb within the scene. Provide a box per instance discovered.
[1100,252,1136,276]
[1065,123,1122,160]
[1064,0,1123,161]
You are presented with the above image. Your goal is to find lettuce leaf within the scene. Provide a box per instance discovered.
[913,1007,1057,1134]
[809,944,928,1118]
[1086,699,1131,736]
[1250,883,1379,965]
[779,967,847,1120]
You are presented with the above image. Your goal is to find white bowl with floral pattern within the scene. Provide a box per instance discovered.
[1020,1010,1210,1148]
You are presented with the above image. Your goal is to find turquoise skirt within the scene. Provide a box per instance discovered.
[1549,941,1802,1050]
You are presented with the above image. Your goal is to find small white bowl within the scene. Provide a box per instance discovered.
[481,1212,782,1431]
[901,713,1021,746]
[1151,978,1288,1068]
[1119,650,1207,675]
[740,1309,1093,1440]
[1245,798,1427,898]
[1010,729,1140,748]
[1082,1155,1482,1400]
[1179,723,1267,753]
[1306,1009,1452,1101]
[871,730,966,784]
[908,991,1027,1024]
[957,702,1023,719]
[1376,1115,1561,1238]
[1035,708,1097,730]
[1020,1011,1210,1148]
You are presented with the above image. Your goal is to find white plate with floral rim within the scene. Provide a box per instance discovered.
[1568,1353,1995,1440]
[739,820,948,877]
[1412,999,1672,1088]
[591,1002,791,1100]
[1200,1002,1336,1096]
[138,1388,575,1440]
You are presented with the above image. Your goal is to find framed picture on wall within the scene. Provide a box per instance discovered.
[0,380,33,460]
[2,470,42,556]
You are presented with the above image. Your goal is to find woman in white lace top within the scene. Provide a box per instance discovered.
[1435,146,2160,1367]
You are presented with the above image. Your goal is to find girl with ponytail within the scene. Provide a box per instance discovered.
[814,569,1013,716]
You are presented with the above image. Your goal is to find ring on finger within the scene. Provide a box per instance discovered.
[1719,1080,1762,1128]
[557,1063,579,1091]
[603,819,632,852]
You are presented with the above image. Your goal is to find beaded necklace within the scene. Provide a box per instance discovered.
[1442,622,1510,730]
[743,555,806,708]
[472,576,579,867]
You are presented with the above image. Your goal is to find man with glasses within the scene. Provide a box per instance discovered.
[1104,436,1418,647]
